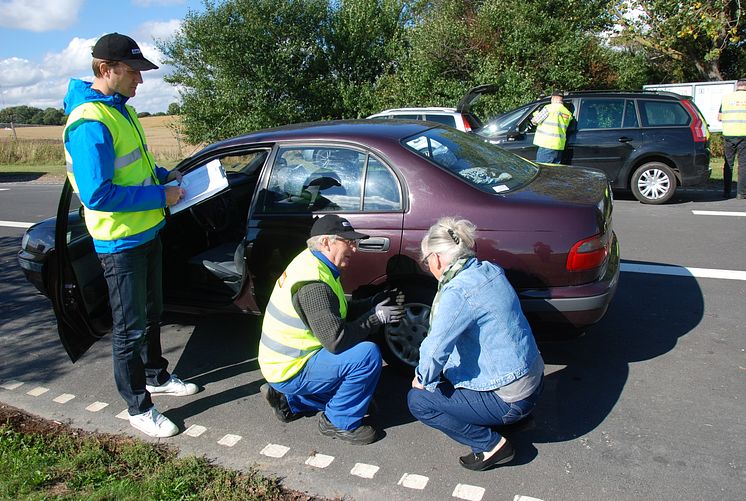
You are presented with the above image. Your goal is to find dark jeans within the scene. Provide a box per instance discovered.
[99,236,169,416]
[723,136,746,196]
[535,146,563,164]
[408,376,543,453]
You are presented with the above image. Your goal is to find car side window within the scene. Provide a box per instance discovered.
[363,157,402,211]
[638,100,690,126]
[262,147,365,212]
[622,99,639,128]
[577,99,625,129]
[425,114,457,128]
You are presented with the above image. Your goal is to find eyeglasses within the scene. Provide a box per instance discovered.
[420,252,433,266]
[338,237,360,247]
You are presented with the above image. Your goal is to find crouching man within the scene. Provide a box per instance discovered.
[258,215,404,445]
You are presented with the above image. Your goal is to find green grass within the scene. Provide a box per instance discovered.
[0,422,292,500]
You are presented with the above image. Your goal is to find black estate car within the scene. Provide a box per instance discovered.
[476,91,711,204]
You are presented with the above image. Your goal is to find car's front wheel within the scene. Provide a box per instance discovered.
[631,162,677,204]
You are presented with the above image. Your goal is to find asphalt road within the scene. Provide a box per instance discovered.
[0,182,744,500]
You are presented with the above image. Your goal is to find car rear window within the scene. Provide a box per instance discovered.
[638,100,691,126]
[402,127,538,193]
[424,114,457,128]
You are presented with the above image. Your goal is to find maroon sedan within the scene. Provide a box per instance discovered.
[19,120,619,370]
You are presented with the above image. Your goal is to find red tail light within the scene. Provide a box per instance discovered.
[567,233,609,272]
[681,100,708,143]
[461,116,472,132]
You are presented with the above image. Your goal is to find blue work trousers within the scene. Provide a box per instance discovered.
[408,376,543,453]
[271,341,382,430]
[535,147,563,164]
[98,236,170,416]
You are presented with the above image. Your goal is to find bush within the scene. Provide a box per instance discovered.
[0,139,65,164]
[710,132,723,158]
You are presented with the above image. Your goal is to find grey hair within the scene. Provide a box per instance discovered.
[307,234,339,250]
[737,79,746,89]
[421,217,476,264]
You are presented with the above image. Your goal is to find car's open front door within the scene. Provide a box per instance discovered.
[46,180,111,362]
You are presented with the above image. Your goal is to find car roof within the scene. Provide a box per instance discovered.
[524,90,689,106]
[369,107,459,116]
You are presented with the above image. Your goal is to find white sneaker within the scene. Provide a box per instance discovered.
[129,407,179,437]
[146,375,199,396]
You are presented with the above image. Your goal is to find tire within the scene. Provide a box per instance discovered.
[376,282,436,374]
[631,162,676,204]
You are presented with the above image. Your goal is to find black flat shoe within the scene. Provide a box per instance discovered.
[318,412,377,445]
[260,383,302,423]
[459,439,515,471]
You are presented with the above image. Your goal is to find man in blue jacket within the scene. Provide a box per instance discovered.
[63,33,196,438]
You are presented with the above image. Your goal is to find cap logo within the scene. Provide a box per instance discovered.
[342,222,351,228]
[131,48,141,55]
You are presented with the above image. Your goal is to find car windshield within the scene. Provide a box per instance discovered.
[476,105,532,137]
[403,127,538,193]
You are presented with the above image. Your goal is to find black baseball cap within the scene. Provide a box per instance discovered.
[92,33,158,71]
[310,215,369,240]
[551,89,564,97]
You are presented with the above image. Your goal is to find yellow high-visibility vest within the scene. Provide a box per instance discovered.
[63,101,163,241]
[533,102,573,150]
[259,249,348,383]
[721,90,746,137]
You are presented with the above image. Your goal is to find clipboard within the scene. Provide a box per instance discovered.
[166,159,229,214]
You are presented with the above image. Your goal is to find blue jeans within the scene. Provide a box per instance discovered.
[407,376,543,453]
[99,236,169,416]
[535,147,563,164]
[271,341,382,430]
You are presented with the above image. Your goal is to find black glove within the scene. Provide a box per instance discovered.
[371,287,406,307]
[374,298,405,324]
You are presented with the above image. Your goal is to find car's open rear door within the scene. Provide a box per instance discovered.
[46,180,111,362]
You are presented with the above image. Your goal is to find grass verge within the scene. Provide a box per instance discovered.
[0,404,321,501]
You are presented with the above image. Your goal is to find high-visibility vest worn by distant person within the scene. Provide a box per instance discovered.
[533,102,573,150]
[259,249,348,383]
[720,90,746,137]
[63,101,164,242]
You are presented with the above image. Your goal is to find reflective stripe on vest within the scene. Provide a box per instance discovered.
[63,102,164,241]
[258,249,348,383]
[721,90,746,137]
[533,102,573,150]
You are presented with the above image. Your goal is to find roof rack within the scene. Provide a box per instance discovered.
[560,89,687,98]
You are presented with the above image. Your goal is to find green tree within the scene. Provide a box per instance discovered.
[610,0,745,81]
[167,102,182,115]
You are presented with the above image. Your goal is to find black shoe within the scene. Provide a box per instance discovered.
[318,412,377,445]
[459,439,515,471]
[260,383,302,423]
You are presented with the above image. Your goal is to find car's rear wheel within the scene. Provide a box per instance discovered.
[631,162,676,204]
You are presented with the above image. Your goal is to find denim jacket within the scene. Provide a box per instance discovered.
[416,258,540,392]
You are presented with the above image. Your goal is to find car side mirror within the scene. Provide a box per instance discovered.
[507,130,523,141]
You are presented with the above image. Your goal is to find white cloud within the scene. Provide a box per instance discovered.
[135,19,182,44]
[0,57,44,87]
[0,0,84,32]
[42,37,98,79]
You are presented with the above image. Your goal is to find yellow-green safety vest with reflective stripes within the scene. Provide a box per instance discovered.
[63,101,164,241]
[258,249,348,383]
[533,102,573,150]
[721,90,746,137]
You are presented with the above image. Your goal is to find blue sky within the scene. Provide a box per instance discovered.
[0,0,207,113]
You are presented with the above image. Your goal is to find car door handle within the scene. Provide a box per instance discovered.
[618,136,634,143]
[358,237,390,252]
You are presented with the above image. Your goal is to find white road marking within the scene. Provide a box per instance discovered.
[53,393,75,404]
[453,483,485,501]
[692,210,746,217]
[305,453,335,468]
[0,380,24,390]
[260,443,290,458]
[0,188,9,191]
[0,220,33,228]
[184,424,207,437]
[85,402,109,412]
[398,473,429,490]
[350,463,379,479]
[116,409,130,420]
[217,434,242,447]
[621,263,746,281]
[26,386,49,396]
[514,496,545,501]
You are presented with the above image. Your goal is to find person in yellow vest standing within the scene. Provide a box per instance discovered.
[718,79,746,199]
[63,33,197,438]
[532,91,573,164]
[258,215,405,445]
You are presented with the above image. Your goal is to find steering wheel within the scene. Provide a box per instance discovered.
[188,196,232,233]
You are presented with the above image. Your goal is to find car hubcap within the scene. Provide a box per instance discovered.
[384,302,431,367]
[637,168,670,200]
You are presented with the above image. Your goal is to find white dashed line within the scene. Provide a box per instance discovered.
[26,386,49,396]
[217,434,242,447]
[116,409,130,420]
[0,220,33,228]
[1,380,24,390]
[350,463,379,479]
[260,443,290,458]
[514,496,545,501]
[621,263,746,281]
[85,402,109,412]
[184,424,207,437]
[398,473,429,490]
[453,483,485,501]
[692,210,746,217]
[305,453,335,468]
[53,393,75,404]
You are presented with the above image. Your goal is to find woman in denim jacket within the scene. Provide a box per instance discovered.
[408,217,544,471]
